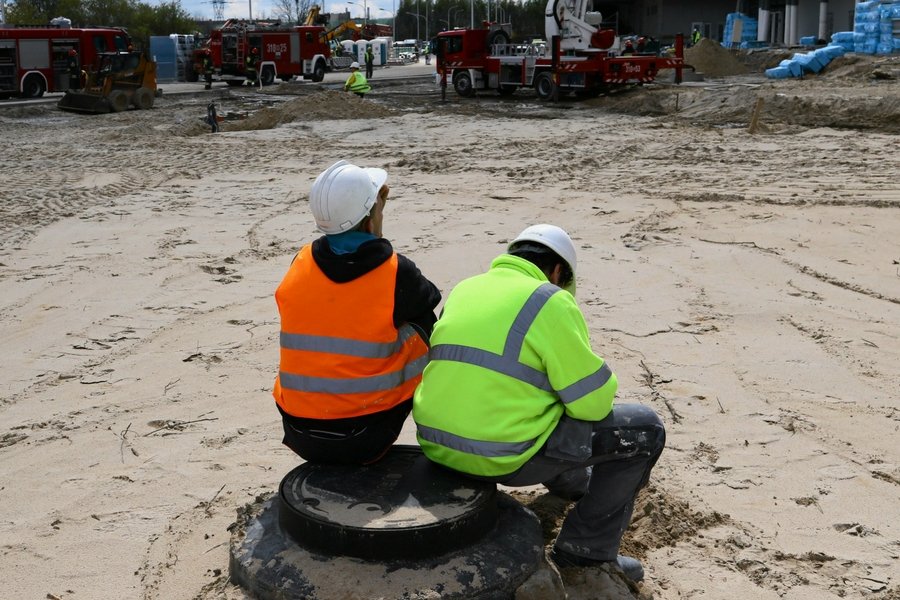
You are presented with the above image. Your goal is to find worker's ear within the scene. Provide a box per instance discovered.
[548,263,563,286]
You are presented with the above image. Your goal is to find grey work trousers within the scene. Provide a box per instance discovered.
[492,404,665,561]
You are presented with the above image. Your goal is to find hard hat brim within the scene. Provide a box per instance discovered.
[365,168,387,192]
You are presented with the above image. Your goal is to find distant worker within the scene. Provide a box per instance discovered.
[621,39,635,55]
[691,27,702,46]
[273,160,441,465]
[344,62,371,97]
[66,49,80,90]
[636,36,647,53]
[413,224,666,584]
[245,47,259,86]
[206,101,219,133]
[202,50,214,90]
[364,45,374,78]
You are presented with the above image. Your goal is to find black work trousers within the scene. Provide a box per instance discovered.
[279,399,411,465]
[491,404,665,561]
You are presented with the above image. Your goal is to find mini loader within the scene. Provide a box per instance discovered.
[58,51,158,114]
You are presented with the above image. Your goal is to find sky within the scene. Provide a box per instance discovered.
[177,0,402,21]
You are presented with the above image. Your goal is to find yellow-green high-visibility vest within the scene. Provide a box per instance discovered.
[347,72,371,94]
[413,255,617,477]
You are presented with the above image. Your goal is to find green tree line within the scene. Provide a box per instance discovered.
[4,0,197,49]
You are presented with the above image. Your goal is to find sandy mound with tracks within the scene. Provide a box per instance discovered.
[0,57,898,600]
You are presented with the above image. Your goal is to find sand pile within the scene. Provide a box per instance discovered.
[226,89,395,131]
[684,38,751,77]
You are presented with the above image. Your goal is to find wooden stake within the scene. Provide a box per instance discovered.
[748,97,764,134]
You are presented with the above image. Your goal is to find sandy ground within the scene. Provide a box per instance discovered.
[1,50,899,600]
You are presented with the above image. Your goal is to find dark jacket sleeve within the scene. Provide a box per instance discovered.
[394,253,441,338]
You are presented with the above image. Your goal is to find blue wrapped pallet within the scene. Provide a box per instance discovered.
[779,58,804,77]
[765,66,792,78]
[799,35,818,46]
[817,44,847,60]
[831,31,854,43]
[723,12,759,47]
[794,52,826,73]
[855,1,880,13]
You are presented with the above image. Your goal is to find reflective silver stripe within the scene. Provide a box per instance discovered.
[429,344,552,391]
[417,424,536,457]
[556,363,613,404]
[430,282,613,401]
[429,283,561,392]
[504,284,558,359]
[280,324,419,359]
[280,353,428,394]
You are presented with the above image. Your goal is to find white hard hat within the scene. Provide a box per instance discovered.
[509,224,577,295]
[309,160,388,234]
[350,61,360,69]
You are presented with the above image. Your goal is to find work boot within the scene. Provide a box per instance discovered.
[550,547,645,582]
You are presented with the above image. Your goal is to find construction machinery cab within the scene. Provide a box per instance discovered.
[58,51,157,114]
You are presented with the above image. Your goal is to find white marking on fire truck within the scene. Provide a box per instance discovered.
[266,42,287,54]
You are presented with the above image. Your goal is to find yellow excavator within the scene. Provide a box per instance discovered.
[58,51,158,114]
[322,19,360,43]
[305,5,324,25]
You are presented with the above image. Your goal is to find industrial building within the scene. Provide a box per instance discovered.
[592,0,858,45]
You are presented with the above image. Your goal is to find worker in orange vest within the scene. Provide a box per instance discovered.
[273,160,441,465]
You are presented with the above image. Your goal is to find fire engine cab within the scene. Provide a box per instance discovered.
[192,20,335,86]
[435,0,686,100]
[0,25,130,98]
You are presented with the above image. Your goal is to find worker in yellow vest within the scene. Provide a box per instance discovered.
[413,224,665,583]
[273,160,441,465]
[344,62,371,97]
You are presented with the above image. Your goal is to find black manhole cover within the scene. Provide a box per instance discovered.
[279,445,498,560]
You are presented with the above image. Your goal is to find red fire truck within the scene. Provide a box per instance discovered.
[435,0,686,100]
[191,20,343,86]
[0,26,131,98]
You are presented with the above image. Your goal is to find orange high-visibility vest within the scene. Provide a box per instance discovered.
[273,244,429,419]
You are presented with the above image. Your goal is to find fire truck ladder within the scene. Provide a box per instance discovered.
[524,55,538,85]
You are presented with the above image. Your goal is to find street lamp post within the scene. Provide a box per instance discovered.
[447,6,461,30]
[377,8,393,38]
[416,0,420,42]
[348,0,368,26]
[411,12,426,41]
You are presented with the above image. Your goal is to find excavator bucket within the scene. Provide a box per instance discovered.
[57,90,113,114]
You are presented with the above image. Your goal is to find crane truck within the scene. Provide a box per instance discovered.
[435,0,687,100]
